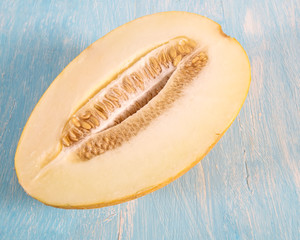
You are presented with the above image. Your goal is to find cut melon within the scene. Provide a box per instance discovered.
[15,12,251,209]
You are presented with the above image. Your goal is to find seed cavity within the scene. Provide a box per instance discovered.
[60,37,208,160]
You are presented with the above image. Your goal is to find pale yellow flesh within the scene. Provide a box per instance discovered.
[15,12,251,208]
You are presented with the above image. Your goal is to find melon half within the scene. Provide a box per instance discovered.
[15,12,251,209]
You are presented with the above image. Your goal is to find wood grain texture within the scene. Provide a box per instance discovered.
[0,0,299,239]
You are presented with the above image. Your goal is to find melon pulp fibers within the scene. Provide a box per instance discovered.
[15,12,251,209]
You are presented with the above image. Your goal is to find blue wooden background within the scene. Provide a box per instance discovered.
[0,0,299,239]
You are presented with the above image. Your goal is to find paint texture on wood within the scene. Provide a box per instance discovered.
[0,0,299,239]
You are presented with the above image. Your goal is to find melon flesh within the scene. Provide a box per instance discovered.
[15,12,251,208]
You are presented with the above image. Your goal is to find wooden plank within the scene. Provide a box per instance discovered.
[0,0,299,239]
